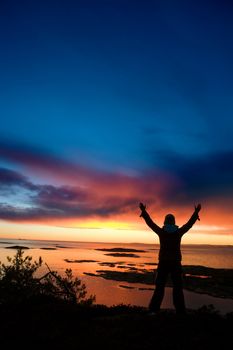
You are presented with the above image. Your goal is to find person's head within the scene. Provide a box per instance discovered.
[164,214,176,225]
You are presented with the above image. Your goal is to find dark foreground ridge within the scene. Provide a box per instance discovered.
[1,249,232,349]
[1,300,232,350]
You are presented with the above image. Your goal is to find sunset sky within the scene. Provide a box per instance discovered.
[0,0,233,244]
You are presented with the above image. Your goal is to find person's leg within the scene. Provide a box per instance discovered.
[171,262,186,314]
[149,262,168,312]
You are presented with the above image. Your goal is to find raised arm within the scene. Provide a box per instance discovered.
[139,203,162,235]
[178,204,201,235]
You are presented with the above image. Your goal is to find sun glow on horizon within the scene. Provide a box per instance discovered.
[62,219,134,231]
[0,220,232,246]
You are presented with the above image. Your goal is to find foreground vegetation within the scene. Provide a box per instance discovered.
[0,248,95,305]
[1,301,232,349]
[0,250,232,350]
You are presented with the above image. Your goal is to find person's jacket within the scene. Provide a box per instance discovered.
[140,209,199,261]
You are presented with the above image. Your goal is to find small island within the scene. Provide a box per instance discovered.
[95,247,146,253]
[104,252,140,258]
[40,247,57,250]
[5,245,30,250]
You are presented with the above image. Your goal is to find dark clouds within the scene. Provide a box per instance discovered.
[1,139,233,224]
[0,139,91,183]
[35,185,88,206]
[149,149,233,204]
[0,167,138,221]
[0,204,61,221]
[0,167,36,191]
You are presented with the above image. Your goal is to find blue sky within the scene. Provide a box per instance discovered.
[1,0,233,169]
[0,1,233,242]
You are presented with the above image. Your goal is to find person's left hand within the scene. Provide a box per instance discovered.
[195,204,201,220]
[139,202,146,211]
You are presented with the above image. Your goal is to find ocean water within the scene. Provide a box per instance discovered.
[0,238,233,314]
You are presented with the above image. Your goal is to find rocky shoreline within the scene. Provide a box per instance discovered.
[84,265,233,299]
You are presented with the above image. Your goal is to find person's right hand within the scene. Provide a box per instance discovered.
[195,204,201,212]
[139,202,146,211]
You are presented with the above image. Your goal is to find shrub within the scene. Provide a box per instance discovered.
[0,248,95,305]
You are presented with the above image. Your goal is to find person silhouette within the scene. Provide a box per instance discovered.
[139,202,201,315]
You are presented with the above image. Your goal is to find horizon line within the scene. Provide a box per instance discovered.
[0,236,232,247]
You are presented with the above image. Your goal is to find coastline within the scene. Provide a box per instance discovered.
[0,238,232,313]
